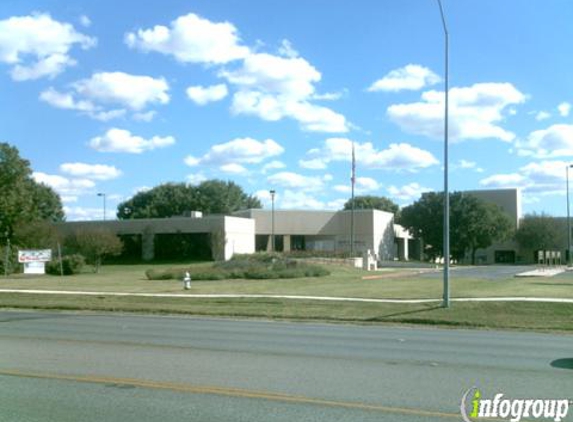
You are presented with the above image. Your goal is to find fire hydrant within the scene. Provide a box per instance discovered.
[183,271,191,290]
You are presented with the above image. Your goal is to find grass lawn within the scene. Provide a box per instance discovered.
[2,262,573,299]
[2,262,573,332]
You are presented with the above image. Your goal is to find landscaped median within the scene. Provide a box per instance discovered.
[2,260,573,332]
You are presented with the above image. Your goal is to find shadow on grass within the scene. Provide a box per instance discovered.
[366,305,443,320]
[551,358,573,370]
[531,283,573,287]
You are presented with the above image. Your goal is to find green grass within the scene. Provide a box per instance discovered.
[3,262,573,332]
[1,293,573,332]
[2,262,573,299]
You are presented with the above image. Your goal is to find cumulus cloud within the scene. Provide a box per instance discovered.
[535,111,551,121]
[453,159,484,173]
[33,172,96,196]
[185,137,284,167]
[40,71,169,120]
[186,84,228,105]
[480,160,568,195]
[334,177,381,194]
[300,138,439,171]
[515,124,573,158]
[0,13,95,81]
[79,15,91,28]
[387,82,526,142]
[220,163,248,174]
[125,13,249,64]
[387,182,432,203]
[72,72,169,110]
[186,173,207,185]
[89,128,175,154]
[261,160,286,173]
[267,172,325,192]
[59,162,122,180]
[558,102,571,117]
[64,206,107,221]
[368,64,440,92]
[223,52,349,133]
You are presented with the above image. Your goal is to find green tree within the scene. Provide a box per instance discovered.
[65,228,122,273]
[515,213,565,258]
[343,195,400,215]
[0,143,64,241]
[400,191,514,263]
[117,180,261,219]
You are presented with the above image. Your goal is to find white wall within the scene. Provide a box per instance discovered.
[223,216,255,260]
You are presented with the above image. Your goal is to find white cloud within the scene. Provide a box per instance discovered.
[79,15,91,28]
[387,82,526,142]
[516,124,573,158]
[59,162,122,180]
[40,72,169,120]
[0,13,95,81]
[300,138,439,171]
[368,64,440,92]
[33,172,95,196]
[480,160,568,195]
[39,87,95,112]
[186,137,284,167]
[223,52,349,133]
[267,172,324,192]
[558,102,571,117]
[387,183,432,203]
[125,12,249,64]
[278,39,298,58]
[89,128,175,154]
[72,72,169,110]
[279,190,326,210]
[261,160,286,173]
[334,177,381,194]
[186,173,207,185]
[64,206,106,221]
[186,84,228,105]
[535,111,551,121]
[453,159,484,173]
[220,163,248,174]
[133,111,157,122]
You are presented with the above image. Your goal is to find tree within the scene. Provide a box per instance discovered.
[400,191,514,263]
[0,143,64,241]
[117,180,261,219]
[343,195,400,216]
[65,228,122,273]
[515,213,566,258]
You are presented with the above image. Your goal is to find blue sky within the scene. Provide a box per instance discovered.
[1,0,572,220]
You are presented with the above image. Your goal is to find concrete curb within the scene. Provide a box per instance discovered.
[2,289,573,304]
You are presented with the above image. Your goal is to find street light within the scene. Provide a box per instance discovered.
[269,190,276,253]
[567,165,573,266]
[97,192,106,221]
[436,0,450,308]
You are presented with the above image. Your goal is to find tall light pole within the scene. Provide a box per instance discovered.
[270,190,276,253]
[567,165,573,266]
[436,0,450,308]
[97,192,106,221]
[350,142,356,257]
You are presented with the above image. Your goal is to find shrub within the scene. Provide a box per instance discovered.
[46,254,85,275]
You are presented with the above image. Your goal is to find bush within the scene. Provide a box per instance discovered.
[46,254,85,275]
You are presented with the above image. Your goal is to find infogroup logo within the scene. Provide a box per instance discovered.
[461,387,570,422]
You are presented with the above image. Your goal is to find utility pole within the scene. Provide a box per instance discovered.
[437,0,450,308]
[350,142,356,257]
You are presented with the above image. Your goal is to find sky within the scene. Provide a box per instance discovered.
[1,0,572,221]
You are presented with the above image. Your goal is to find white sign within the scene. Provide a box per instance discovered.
[18,249,52,263]
[24,261,46,275]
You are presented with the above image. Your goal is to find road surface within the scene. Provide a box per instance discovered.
[1,311,572,421]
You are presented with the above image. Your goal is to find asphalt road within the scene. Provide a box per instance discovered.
[1,311,573,421]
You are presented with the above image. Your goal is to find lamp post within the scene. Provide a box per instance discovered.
[97,192,106,221]
[436,0,450,308]
[270,190,276,253]
[565,164,573,267]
